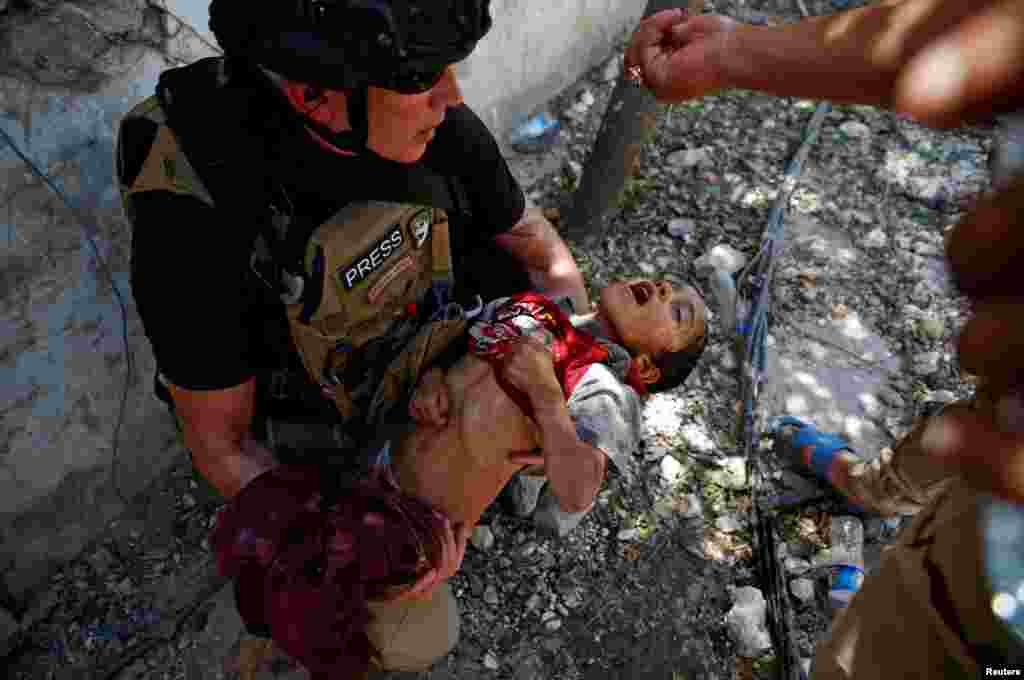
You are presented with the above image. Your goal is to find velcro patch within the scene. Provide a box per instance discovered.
[368,254,416,304]
[338,227,404,290]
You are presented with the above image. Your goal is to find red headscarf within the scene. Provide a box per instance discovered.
[210,464,448,679]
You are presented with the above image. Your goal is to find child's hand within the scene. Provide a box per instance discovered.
[500,336,563,408]
[409,367,449,426]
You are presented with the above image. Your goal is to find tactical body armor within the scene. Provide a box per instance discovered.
[117,57,474,434]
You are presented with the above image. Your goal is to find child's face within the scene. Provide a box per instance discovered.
[598,279,706,357]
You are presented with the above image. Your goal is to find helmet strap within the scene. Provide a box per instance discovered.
[295,85,371,155]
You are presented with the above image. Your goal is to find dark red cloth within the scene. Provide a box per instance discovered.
[210,464,447,679]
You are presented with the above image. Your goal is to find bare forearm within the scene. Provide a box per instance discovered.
[719,0,978,109]
[189,432,279,499]
[496,209,590,312]
[527,247,589,316]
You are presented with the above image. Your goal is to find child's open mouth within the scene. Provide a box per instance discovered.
[630,282,652,305]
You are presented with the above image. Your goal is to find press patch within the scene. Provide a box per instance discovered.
[339,227,404,290]
[368,254,416,304]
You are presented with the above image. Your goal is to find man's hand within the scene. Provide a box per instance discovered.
[394,519,472,601]
[920,174,1024,504]
[894,0,1024,128]
[409,367,450,427]
[624,9,738,103]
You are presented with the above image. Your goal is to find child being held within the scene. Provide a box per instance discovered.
[404,277,707,525]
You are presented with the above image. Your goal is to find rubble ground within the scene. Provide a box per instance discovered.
[3,0,992,678]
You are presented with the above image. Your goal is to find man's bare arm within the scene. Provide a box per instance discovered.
[168,379,278,499]
[716,0,982,110]
[494,207,589,313]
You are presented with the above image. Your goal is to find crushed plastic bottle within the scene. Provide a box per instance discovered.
[829,516,865,612]
[508,110,560,154]
[706,268,738,337]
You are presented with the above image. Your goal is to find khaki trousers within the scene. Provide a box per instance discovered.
[812,400,1020,678]
[365,581,460,672]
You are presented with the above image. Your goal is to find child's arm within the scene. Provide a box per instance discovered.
[500,336,607,513]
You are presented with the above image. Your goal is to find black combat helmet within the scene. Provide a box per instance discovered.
[207,0,493,151]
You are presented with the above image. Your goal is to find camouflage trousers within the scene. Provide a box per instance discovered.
[812,399,1020,678]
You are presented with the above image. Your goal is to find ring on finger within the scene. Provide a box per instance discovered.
[627,64,646,89]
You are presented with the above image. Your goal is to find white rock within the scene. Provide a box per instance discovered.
[839,121,871,139]
[526,593,543,611]
[862,228,888,249]
[709,457,747,490]
[784,557,811,575]
[471,525,495,551]
[603,54,623,82]
[790,578,815,603]
[668,218,696,239]
[858,393,882,416]
[660,455,685,484]
[545,618,563,632]
[694,244,748,275]
[912,351,941,376]
[715,515,743,533]
[572,89,596,115]
[724,586,773,657]
[931,390,957,403]
[681,423,716,453]
[668,147,712,168]
[483,584,500,605]
[617,528,640,541]
[484,652,500,670]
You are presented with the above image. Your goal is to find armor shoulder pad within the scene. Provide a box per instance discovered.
[121,122,215,208]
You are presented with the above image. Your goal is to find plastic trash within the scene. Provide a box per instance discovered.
[706,268,738,337]
[724,586,773,657]
[828,516,865,612]
[508,110,560,154]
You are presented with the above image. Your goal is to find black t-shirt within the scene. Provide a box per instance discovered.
[126,74,527,397]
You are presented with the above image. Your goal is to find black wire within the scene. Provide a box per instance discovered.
[0,125,134,507]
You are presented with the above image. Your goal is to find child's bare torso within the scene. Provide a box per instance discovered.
[391,351,542,527]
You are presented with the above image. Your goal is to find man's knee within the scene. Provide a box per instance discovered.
[365,581,460,671]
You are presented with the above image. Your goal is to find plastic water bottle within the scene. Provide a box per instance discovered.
[829,516,865,611]
[508,110,560,154]
[706,268,737,337]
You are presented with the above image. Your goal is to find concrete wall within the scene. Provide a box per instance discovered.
[0,0,643,625]
[164,0,642,134]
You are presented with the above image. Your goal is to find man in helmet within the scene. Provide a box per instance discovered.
[117,0,588,666]
[118,0,588,503]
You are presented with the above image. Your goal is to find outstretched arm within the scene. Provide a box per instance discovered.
[627,0,1024,125]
